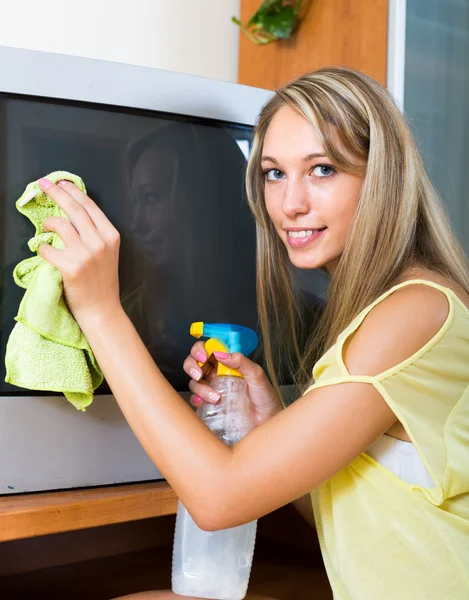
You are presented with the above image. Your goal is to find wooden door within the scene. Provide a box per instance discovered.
[238,0,388,89]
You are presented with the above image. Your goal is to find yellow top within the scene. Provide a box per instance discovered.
[305,280,469,599]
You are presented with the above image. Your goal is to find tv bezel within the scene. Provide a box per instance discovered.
[0,47,273,494]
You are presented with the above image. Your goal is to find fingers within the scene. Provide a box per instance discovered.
[185,343,267,408]
[42,216,82,249]
[183,355,214,385]
[38,242,88,278]
[38,243,67,271]
[57,180,120,245]
[40,215,85,272]
[38,179,99,242]
[190,341,209,364]
[190,395,203,408]
[183,354,203,380]
[188,341,218,380]
[213,351,267,385]
[184,349,220,405]
[38,179,119,251]
[188,378,221,404]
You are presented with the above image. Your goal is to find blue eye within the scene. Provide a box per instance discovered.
[313,165,335,178]
[264,168,285,181]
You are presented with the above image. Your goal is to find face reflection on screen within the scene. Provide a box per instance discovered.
[120,121,258,389]
[130,145,179,267]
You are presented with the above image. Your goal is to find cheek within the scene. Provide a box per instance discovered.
[336,203,356,238]
[327,182,361,238]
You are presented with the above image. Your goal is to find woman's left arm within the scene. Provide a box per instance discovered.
[38,180,447,531]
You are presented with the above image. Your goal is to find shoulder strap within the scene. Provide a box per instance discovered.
[335,279,454,378]
[339,279,452,338]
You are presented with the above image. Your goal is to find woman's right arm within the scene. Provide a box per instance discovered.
[184,343,316,529]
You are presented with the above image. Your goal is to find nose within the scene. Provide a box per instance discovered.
[131,201,147,235]
[281,177,309,219]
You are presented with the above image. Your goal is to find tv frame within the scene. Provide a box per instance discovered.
[0,46,272,494]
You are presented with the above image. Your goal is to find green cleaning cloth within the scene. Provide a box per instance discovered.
[4,171,104,411]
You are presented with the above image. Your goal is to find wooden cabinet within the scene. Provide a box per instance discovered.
[0,487,331,599]
[0,482,177,542]
[238,0,388,89]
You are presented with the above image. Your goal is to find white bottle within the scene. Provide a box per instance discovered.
[172,375,257,600]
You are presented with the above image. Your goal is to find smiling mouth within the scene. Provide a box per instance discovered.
[285,227,327,247]
[287,228,326,239]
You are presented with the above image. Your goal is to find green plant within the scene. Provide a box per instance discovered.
[232,0,308,45]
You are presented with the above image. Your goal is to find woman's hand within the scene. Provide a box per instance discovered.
[183,342,283,428]
[37,178,122,323]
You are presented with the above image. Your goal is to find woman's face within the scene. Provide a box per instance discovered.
[130,146,178,266]
[262,106,366,274]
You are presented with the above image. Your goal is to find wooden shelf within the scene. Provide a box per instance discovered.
[0,482,178,542]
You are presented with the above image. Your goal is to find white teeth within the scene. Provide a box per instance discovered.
[287,230,314,238]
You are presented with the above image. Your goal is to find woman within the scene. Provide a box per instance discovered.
[37,67,469,599]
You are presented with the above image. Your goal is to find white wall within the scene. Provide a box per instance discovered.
[0,0,240,82]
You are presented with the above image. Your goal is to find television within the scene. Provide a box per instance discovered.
[0,47,324,494]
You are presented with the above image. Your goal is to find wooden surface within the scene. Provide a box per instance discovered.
[0,541,333,599]
[0,504,332,599]
[238,0,388,90]
[0,481,178,542]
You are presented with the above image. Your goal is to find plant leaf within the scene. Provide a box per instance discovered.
[233,0,304,45]
[258,6,298,39]
[248,0,284,27]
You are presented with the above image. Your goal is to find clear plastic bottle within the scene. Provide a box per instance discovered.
[172,374,257,600]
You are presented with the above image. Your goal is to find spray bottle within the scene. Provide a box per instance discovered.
[171,322,259,600]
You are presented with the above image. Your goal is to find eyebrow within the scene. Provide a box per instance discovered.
[261,153,328,163]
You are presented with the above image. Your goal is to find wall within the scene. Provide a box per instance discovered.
[238,0,388,90]
[404,0,469,257]
[0,0,240,82]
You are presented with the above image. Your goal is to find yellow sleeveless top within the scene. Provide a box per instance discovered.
[305,280,469,599]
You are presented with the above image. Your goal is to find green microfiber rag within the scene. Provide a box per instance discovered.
[4,171,104,411]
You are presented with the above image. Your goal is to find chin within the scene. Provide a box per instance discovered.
[287,252,326,270]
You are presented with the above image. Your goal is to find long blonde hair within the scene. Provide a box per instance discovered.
[245,67,469,397]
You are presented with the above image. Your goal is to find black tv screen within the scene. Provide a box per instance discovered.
[0,94,257,393]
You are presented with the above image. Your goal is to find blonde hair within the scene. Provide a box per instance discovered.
[245,67,469,398]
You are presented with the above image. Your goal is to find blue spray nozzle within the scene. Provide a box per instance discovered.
[190,322,258,356]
